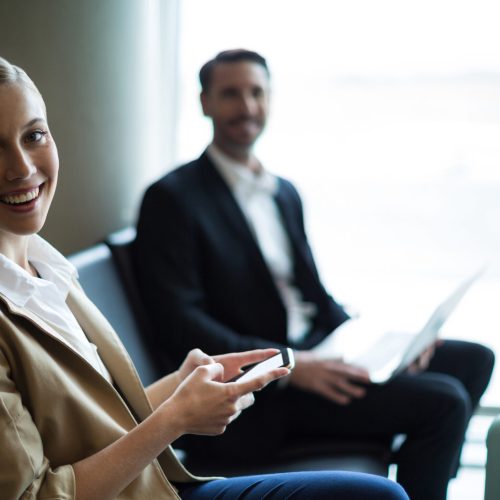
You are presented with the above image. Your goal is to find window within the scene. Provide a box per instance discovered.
[176,0,500,405]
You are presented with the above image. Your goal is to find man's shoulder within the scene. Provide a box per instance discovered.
[275,175,301,201]
[145,154,212,197]
[141,153,220,215]
[276,175,297,190]
[158,155,208,186]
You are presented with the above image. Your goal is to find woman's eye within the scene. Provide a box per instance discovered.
[25,130,47,143]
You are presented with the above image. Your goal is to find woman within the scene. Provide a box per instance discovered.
[0,56,408,500]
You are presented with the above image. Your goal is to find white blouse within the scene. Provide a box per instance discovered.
[0,235,112,383]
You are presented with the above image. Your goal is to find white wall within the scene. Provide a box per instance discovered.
[0,0,179,254]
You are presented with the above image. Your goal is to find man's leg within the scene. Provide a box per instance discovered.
[177,340,493,498]
[178,369,467,499]
[428,340,494,412]
[283,371,470,500]
[426,339,495,474]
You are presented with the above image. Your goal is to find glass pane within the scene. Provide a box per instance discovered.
[176,0,500,405]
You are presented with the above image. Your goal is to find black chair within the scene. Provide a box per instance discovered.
[68,241,163,386]
[69,227,392,477]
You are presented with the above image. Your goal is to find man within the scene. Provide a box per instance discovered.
[134,49,494,500]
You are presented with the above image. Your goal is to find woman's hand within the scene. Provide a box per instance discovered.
[162,360,289,436]
[146,348,215,409]
[178,347,281,383]
[177,348,216,382]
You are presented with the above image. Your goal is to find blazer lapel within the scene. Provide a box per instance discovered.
[199,155,260,249]
[0,289,196,483]
[274,182,318,296]
[0,286,151,421]
[274,181,302,249]
[0,291,103,374]
[199,154,284,298]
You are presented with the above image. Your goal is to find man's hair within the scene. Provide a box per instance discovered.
[199,49,270,92]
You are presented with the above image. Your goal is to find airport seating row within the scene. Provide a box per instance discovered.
[68,226,394,477]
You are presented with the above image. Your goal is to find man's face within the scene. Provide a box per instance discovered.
[201,61,270,157]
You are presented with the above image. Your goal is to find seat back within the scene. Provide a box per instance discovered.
[68,242,161,386]
[104,227,177,376]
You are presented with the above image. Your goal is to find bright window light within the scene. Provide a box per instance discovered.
[175,0,500,405]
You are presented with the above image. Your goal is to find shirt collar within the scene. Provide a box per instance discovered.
[207,143,278,195]
[0,235,77,307]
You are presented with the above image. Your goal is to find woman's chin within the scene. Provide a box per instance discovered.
[2,216,48,237]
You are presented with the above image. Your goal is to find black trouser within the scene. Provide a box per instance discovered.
[180,340,494,500]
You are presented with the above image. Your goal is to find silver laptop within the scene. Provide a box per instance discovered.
[353,268,484,383]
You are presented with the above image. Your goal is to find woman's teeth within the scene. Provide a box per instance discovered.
[1,187,40,205]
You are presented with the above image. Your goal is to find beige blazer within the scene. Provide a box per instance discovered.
[0,278,206,499]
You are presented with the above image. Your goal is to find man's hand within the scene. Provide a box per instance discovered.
[407,340,444,374]
[290,351,371,405]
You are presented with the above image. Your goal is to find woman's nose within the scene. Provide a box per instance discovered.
[5,147,37,181]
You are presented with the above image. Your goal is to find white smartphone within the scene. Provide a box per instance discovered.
[229,348,295,383]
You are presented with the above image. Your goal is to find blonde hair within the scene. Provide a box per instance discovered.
[0,56,46,119]
[0,56,41,94]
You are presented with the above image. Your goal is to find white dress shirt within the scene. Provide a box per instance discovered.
[0,235,112,383]
[207,144,316,343]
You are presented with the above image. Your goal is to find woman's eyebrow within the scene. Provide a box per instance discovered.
[23,117,46,129]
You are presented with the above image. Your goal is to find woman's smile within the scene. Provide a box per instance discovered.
[0,184,43,210]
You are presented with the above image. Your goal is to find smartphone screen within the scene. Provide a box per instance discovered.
[231,348,294,383]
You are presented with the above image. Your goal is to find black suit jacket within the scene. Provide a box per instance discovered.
[134,152,349,366]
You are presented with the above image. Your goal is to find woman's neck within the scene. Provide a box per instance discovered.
[0,234,33,275]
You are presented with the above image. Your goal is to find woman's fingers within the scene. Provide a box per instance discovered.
[195,362,225,382]
[228,367,290,395]
[178,348,215,380]
[171,359,285,437]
